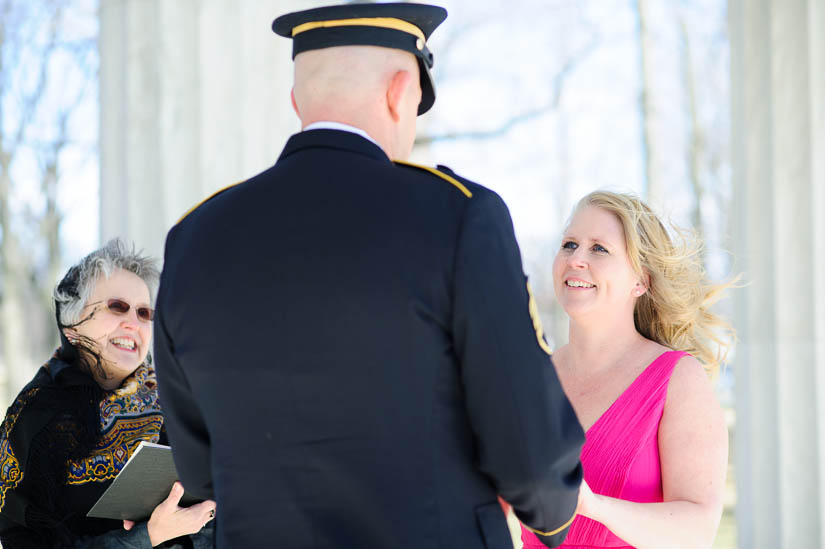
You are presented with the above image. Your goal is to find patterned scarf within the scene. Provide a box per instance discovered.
[66,362,163,485]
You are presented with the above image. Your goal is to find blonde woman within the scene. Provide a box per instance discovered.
[521,191,734,548]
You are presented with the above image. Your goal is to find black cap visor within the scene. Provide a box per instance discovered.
[417,58,435,115]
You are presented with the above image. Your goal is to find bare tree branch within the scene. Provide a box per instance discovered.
[11,4,61,151]
[416,31,600,145]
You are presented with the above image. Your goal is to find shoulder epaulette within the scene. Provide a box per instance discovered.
[176,180,245,225]
[393,160,472,198]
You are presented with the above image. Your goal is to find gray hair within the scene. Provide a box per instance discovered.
[54,238,160,327]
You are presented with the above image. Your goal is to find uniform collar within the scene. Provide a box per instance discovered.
[278,128,391,164]
[302,121,379,147]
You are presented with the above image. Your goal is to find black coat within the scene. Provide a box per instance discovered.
[0,357,212,548]
[155,129,584,548]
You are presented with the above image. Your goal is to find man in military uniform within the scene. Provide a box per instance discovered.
[154,3,584,548]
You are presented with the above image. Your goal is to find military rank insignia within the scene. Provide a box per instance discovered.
[527,281,553,356]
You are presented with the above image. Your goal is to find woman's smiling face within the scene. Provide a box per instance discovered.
[552,205,644,320]
[70,269,153,389]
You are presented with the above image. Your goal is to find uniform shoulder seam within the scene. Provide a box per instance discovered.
[393,160,472,198]
[176,180,245,225]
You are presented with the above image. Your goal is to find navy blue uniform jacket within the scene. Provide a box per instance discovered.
[155,129,584,548]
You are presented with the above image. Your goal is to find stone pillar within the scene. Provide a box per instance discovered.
[729,0,825,547]
[813,2,825,547]
[100,0,322,258]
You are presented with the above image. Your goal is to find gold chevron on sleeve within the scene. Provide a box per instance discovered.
[527,282,553,356]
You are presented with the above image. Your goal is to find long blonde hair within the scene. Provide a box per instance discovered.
[575,191,736,373]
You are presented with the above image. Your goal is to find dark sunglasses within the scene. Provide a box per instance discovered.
[93,298,154,322]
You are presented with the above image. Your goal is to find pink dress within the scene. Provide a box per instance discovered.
[521,350,687,549]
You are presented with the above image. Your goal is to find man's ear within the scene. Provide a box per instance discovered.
[386,69,413,123]
[290,88,300,117]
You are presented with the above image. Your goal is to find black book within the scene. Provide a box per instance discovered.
[87,441,201,521]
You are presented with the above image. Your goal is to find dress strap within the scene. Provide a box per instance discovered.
[630,350,688,399]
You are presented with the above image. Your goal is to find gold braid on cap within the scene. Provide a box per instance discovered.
[291,17,426,43]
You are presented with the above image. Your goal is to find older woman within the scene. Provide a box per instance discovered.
[522,191,734,548]
[0,239,216,548]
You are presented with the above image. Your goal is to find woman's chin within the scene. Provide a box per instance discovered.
[563,305,607,326]
[100,354,142,378]
[561,302,593,318]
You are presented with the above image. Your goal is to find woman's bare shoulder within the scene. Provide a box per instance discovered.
[664,353,722,419]
[671,353,712,388]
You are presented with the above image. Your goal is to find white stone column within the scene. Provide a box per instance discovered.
[729,0,825,547]
[813,0,825,545]
[100,0,320,259]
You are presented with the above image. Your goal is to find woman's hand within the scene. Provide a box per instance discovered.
[123,482,216,547]
[576,479,597,519]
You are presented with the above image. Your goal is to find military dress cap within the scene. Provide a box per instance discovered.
[272,2,447,115]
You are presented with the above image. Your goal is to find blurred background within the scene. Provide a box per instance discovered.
[0,1,822,548]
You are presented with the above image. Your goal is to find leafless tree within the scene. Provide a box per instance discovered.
[0,0,97,406]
